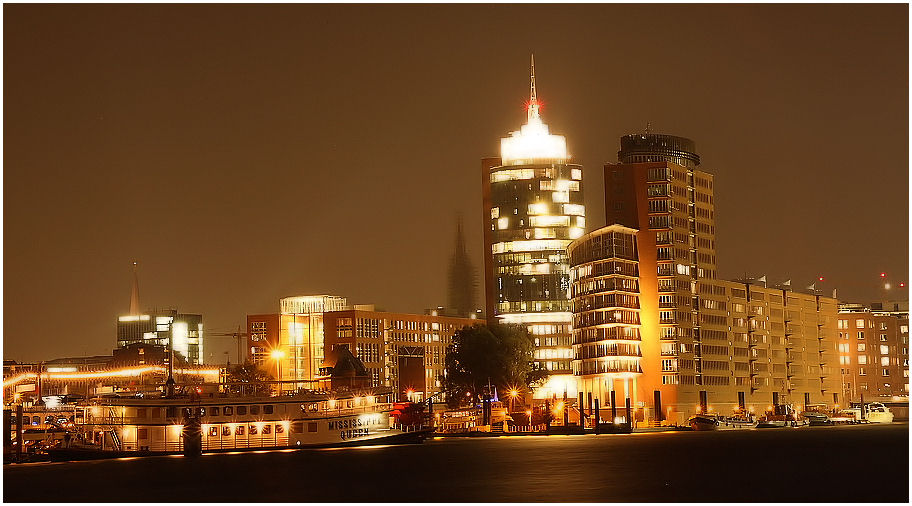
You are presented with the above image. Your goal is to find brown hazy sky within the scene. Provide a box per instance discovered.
[4,4,908,362]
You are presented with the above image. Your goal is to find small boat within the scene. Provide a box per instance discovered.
[716,415,758,429]
[687,415,719,431]
[801,411,834,426]
[757,404,807,428]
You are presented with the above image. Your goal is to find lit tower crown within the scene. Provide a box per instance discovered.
[500,55,568,165]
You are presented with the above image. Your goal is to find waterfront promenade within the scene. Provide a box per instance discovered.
[4,423,908,502]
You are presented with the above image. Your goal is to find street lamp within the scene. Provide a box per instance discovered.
[509,389,519,413]
[271,349,286,395]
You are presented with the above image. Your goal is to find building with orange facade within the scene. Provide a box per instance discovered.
[836,303,909,402]
[246,295,348,388]
[323,307,478,402]
[583,133,842,424]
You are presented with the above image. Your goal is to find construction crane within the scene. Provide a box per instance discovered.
[205,325,249,366]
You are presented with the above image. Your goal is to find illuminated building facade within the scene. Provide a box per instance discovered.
[323,306,478,401]
[481,58,584,396]
[246,295,348,386]
[116,310,204,365]
[836,303,909,402]
[568,225,642,413]
[598,133,841,423]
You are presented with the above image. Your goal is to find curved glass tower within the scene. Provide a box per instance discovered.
[481,57,585,395]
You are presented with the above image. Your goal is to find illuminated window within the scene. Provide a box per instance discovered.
[881,356,890,367]
[491,207,500,219]
[856,319,865,329]
[880,345,890,355]
[262,425,272,435]
[208,427,218,436]
[222,426,231,436]
[858,356,867,365]
[236,425,245,435]
[571,169,582,180]
[857,343,866,352]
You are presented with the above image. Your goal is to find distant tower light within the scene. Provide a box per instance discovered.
[818,276,825,282]
[880,272,887,278]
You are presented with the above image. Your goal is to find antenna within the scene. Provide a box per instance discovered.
[530,54,537,104]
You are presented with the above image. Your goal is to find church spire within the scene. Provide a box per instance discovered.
[129,261,140,315]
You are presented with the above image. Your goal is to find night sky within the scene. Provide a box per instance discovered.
[4,4,908,363]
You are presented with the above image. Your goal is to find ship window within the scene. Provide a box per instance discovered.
[264,405,274,415]
[32,416,40,425]
[210,407,219,416]
[165,407,177,419]
[138,428,148,439]
[236,425,245,435]
[208,427,218,436]
[222,426,231,436]
[249,424,258,435]
[275,424,285,434]
[250,406,260,415]
[262,424,272,435]
[308,422,317,433]
[224,407,233,416]
[136,408,147,418]
[237,406,247,416]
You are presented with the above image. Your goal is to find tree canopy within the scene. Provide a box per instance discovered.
[442,323,548,406]
[226,361,274,396]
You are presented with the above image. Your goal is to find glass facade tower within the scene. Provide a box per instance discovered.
[481,58,585,391]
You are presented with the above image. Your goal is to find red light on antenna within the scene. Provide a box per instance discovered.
[901,283,906,288]
[880,272,887,278]
[818,277,824,282]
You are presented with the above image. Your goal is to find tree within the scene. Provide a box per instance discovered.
[226,361,274,396]
[442,323,548,407]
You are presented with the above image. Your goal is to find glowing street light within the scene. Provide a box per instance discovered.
[271,349,286,395]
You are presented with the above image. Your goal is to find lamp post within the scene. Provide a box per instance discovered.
[271,349,286,395]
[509,389,519,414]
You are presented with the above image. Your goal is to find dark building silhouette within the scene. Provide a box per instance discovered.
[446,216,478,318]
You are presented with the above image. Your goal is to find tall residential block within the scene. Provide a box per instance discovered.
[598,133,841,423]
[481,57,585,397]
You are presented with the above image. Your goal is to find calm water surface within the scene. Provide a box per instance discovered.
[4,423,908,502]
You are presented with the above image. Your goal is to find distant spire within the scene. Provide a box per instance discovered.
[447,214,478,318]
[527,54,541,122]
[130,261,140,315]
[645,121,651,134]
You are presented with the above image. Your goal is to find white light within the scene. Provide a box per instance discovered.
[173,322,189,360]
[46,367,77,373]
[528,202,550,215]
[562,204,585,216]
[500,116,568,165]
[492,239,571,253]
[498,312,573,324]
[530,215,570,227]
[569,227,585,239]
[497,217,510,230]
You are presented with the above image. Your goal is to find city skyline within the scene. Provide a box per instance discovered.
[4,4,908,363]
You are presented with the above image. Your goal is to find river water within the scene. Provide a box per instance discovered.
[4,423,908,502]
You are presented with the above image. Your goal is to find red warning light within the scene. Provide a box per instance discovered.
[880,272,887,278]
[818,277,824,282]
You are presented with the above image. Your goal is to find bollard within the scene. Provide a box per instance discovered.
[182,408,202,458]
[594,399,600,434]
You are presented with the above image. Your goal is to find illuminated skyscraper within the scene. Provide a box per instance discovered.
[481,57,585,396]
